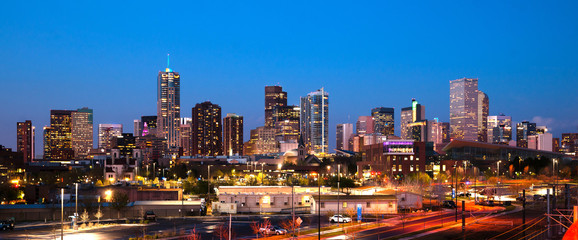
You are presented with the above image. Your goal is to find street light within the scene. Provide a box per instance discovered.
[61,188,64,240]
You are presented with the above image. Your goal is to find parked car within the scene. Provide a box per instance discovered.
[0,219,14,231]
[259,225,287,235]
[143,211,156,221]
[329,215,352,223]
[442,200,457,209]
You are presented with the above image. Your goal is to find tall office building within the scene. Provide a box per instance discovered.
[272,105,300,142]
[300,88,329,154]
[180,118,192,156]
[516,121,536,148]
[450,78,489,141]
[265,86,287,127]
[528,133,553,151]
[98,124,123,150]
[157,57,181,151]
[400,99,425,139]
[427,118,450,150]
[372,107,395,136]
[487,114,512,144]
[477,91,489,142]
[223,113,244,156]
[560,133,578,155]
[356,116,374,135]
[140,116,157,136]
[71,107,93,159]
[111,133,136,158]
[336,123,354,151]
[192,101,222,156]
[17,120,35,163]
[243,126,277,155]
[133,120,142,137]
[44,110,74,159]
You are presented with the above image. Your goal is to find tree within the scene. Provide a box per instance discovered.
[110,191,129,218]
[213,223,232,240]
[94,208,103,225]
[80,209,90,224]
[186,227,201,240]
[250,218,270,239]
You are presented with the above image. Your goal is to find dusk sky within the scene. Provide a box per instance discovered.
[1,1,577,156]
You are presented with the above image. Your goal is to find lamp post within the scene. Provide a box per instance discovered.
[261,163,265,186]
[75,183,78,220]
[61,188,64,240]
[497,160,501,201]
[207,165,211,204]
[317,173,321,240]
[337,164,341,227]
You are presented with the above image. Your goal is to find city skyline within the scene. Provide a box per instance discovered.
[2,1,578,155]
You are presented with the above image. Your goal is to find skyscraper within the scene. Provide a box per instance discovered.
[192,101,222,156]
[477,91,489,142]
[223,113,244,156]
[98,124,123,150]
[450,78,488,142]
[133,119,142,137]
[561,133,578,155]
[400,99,425,139]
[336,123,353,151]
[516,121,536,148]
[44,110,74,159]
[372,107,395,136]
[157,56,181,151]
[356,116,374,135]
[140,116,157,137]
[180,118,192,156]
[272,105,300,142]
[427,118,450,150]
[17,120,34,163]
[265,86,287,127]
[487,114,512,144]
[71,107,93,159]
[300,88,329,154]
[243,126,277,155]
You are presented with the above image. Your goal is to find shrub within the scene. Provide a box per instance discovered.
[144,220,150,224]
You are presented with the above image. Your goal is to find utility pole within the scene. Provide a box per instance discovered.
[229,214,232,240]
[547,188,551,238]
[461,200,465,234]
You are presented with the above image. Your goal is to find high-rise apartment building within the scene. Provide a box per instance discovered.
[400,99,425,139]
[300,88,329,154]
[17,120,34,163]
[356,116,374,135]
[44,110,74,159]
[336,123,354,151]
[192,101,222,156]
[516,121,536,148]
[71,107,93,159]
[157,58,181,151]
[372,107,395,136]
[487,114,512,144]
[450,78,488,142]
[98,124,123,150]
[223,113,244,156]
[265,86,287,127]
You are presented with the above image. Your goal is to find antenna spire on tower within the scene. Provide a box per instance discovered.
[167,53,170,68]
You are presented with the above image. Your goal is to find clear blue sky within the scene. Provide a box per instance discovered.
[1,1,577,156]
